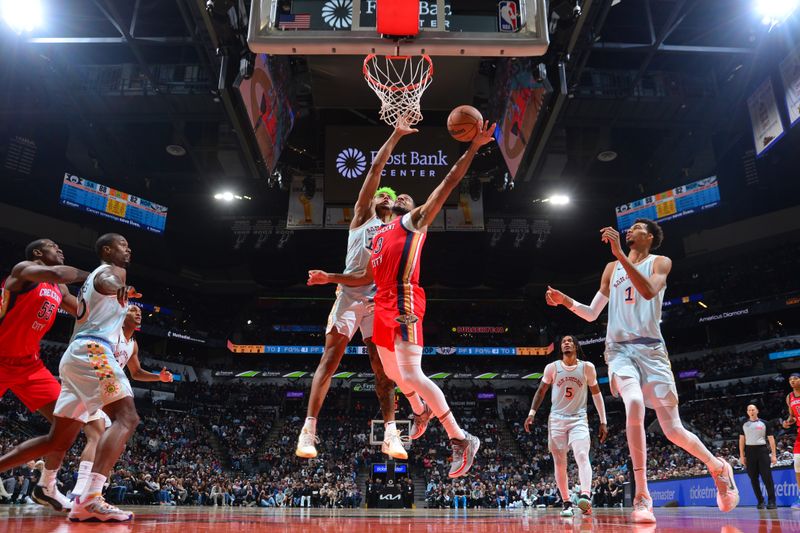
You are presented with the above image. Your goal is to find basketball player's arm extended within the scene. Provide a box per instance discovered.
[586,362,608,442]
[307,262,373,287]
[352,125,417,224]
[544,263,612,322]
[126,341,173,383]
[524,364,552,432]
[409,121,496,230]
[12,261,90,286]
[58,284,79,316]
[95,265,140,306]
[783,395,796,428]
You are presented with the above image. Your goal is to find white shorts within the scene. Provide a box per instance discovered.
[326,290,374,341]
[548,417,590,453]
[605,341,678,408]
[54,336,133,423]
[86,409,112,429]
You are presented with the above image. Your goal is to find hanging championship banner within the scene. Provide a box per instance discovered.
[287,175,324,229]
[747,78,784,156]
[780,48,800,127]
[446,193,484,231]
[324,206,355,229]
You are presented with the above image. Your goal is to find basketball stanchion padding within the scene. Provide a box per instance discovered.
[364,54,434,127]
[377,0,420,37]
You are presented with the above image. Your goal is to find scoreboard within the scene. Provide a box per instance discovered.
[615,176,720,231]
[59,173,168,234]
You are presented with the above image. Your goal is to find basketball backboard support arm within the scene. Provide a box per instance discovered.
[248,0,549,57]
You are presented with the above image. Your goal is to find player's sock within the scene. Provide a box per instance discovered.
[654,404,721,471]
[38,468,58,489]
[384,420,397,433]
[552,451,570,501]
[81,473,106,500]
[572,439,592,494]
[72,461,93,496]
[404,391,426,415]
[439,411,467,441]
[618,377,649,498]
[302,417,317,435]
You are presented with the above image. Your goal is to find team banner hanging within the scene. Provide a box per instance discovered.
[287,175,324,229]
[747,78,785,156]
[445,193,484,231]
[780,47,800,127]
[324,206,355,229]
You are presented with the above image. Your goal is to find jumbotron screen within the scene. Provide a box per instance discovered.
[615,176,720,231]
[59,173,168,234]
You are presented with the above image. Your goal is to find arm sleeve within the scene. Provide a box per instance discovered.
[541,363,556,385]
[568,291,609,322]
[591,392,607,424]
[584,362,598,387]
[765,420,774,437]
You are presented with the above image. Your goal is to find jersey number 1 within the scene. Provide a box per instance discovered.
[624,286,635,304]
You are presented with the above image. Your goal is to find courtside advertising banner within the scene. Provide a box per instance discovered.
[287,175,324,229]
[649,467,798,507]
[747,78,785,156]
[780,47,800,126]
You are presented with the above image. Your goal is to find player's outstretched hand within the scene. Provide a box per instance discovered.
[545,286,565,307]
[116,285,141,307]
[600,227,624,258]
[598,423,608,443]
[307,270,330,286]
[159,367,173,383]
[394,120,418,137]
[524,415,535,433]
[471,121,497,148]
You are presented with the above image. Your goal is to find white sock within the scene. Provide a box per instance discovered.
[72,461,93,495]
[38,468,57,489]
[618,377,649,498]
[404,392,426,415]
[303,417,317,434]
[384,420,397,434]
[439,411,466,441]
[82,473,106,500]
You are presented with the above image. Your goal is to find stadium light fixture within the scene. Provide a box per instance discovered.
[214,191,251,201]
[756,0,799,27]
[698,301,708,309]
[547,194,570,206]
[1,0,43,33]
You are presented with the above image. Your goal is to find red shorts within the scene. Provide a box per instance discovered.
[372,309,425,350]
[0,355,61,412]
[794,434,800,454]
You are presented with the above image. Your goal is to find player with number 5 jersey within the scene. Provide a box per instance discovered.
[0,239,88,513]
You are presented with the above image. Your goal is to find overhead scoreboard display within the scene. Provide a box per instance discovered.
[615,176,720,231]
[59,173,168,234]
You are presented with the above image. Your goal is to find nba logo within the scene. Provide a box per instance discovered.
[498,1,519,33]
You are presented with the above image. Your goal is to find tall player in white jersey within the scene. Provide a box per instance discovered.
[297,124,417,460]
[524,335,607,518]
[545,219,738,523]
[70,305,173,500]
[47,233,142,522]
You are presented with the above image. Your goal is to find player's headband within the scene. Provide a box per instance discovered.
[790,372,800,379]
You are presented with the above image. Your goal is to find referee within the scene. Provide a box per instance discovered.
[738,404,777,509]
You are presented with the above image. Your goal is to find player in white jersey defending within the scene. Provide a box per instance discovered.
[524,335,607,518]
[545,219,738,523]
[297,124,417,460]
[70,305,173,500]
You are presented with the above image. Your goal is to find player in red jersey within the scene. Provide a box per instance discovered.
[309,120,496,478]
[782,372,800,509]
[0,238,89,511]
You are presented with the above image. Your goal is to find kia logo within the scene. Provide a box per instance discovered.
[336,148,367,179]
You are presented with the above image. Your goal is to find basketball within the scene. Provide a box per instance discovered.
[447,105,483,142]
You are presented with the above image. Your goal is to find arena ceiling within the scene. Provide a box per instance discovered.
[0,0,797,293]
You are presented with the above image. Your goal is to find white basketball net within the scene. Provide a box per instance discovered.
[363,54,434,127]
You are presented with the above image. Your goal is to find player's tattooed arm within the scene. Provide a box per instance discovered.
[524,381,551,433]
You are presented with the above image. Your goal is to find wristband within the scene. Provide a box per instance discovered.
[528,409,535,417]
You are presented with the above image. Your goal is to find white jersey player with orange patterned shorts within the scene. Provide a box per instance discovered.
[525,335,607,518]
[70,305,173,500]
[544,219,738,523]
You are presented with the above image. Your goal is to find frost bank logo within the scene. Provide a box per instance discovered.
[322,0,352,29]
[336,148,367,179]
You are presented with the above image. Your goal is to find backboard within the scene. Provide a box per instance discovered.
[248,0,549,57]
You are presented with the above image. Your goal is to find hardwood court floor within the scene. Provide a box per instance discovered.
[0,505,797,532]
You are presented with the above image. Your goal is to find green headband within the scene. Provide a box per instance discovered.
[374,186,397,201]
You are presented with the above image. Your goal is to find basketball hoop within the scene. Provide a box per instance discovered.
[363,54,434,127]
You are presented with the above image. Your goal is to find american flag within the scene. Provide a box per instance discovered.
[278,13,311,30]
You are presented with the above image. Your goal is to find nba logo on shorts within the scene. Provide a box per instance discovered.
[498,1,519,33]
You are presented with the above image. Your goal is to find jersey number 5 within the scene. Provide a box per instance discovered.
[565,387,573,399]
[37,301,56,321]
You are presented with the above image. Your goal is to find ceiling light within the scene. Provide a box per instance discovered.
[2,0,42,33]
[547,194,570,205]
[597,150,617,162]
[214,191,235,202]
[698,301,708,309]
[756,0,799,26]
[166,144,186,157]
